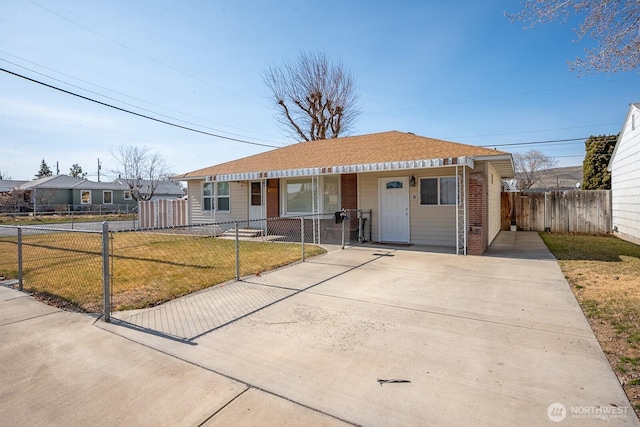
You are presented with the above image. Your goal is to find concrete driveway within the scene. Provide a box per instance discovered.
[2,231,638,426]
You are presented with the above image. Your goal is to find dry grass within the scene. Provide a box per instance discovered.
[0,213,136,225]
[541,233,640,414]
[0,231,325,312]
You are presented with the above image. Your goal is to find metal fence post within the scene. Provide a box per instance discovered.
[17,227,23,291]
[301,216,305,262]
[341,213,346,250]
[102,221,111,322]
[235,221,240,280]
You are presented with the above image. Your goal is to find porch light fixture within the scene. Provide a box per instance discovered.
[410,176,416,187]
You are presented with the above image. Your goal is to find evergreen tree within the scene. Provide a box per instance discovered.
[69,163,87,179]
[35,159,53,179]
[582,135,617,190]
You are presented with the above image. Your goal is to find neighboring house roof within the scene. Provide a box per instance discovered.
[19,175,86,190]
[0,180,28,192]
[608,102,639,172]
[175,131,514,180]
[18,175,127,191]
[73,180,127,191]
[113,178,184,196]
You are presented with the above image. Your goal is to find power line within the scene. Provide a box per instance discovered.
[370,76,640,114]
[0,67,280,149]
[0,50,282,142]
[0,56,279,145]
[478,137,588,148]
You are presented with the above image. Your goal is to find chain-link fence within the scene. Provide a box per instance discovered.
[0,225,105,313]
[0,209,371,326]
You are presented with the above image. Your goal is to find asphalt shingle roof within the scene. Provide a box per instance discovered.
[176,131,510,179]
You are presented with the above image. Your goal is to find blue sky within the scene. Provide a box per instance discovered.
[1,0,638,181]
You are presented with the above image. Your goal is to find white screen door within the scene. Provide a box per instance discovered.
[378,177,410,243]
[249,181,264,224]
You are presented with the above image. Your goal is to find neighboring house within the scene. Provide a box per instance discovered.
[18,175,137,212]
[174,131,514,255]
[0,179,30,213]
[0,180,28,193]
[608,103,640,245]
[112,178,185,201]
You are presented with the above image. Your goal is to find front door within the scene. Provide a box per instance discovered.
[378,177,410,243]
[249,181,264,227]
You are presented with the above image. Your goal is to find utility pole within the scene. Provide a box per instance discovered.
[97,158,102,182]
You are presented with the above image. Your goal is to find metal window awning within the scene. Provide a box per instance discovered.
[210,157,475,182]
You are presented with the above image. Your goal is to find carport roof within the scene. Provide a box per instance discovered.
[174,131,514,181]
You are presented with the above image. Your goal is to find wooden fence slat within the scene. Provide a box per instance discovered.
[501,190,611,235]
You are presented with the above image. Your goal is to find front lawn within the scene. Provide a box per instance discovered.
[541,233,640,414]
[0,231,325,312]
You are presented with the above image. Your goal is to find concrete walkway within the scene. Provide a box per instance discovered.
[1,231,638,426]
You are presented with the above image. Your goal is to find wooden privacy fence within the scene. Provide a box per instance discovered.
[501,190,611,234]
[138,199,188,228]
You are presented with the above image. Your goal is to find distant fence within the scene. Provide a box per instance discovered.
[138,199,188,228]
[501,190,611,234]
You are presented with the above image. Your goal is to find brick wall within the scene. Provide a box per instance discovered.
[266,179,279,218]
[341,173,358,231]
[468,172,487,255]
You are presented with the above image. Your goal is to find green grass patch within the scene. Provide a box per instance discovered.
[540,233,640,262]
[0,231,325,312]
[0,213,136,226]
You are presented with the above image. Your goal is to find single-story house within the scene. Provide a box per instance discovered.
[608,103,640,245]
[112,178,185,200]
[18,175,137,212]
[174,131,514,255]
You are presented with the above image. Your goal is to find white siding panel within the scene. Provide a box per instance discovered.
[487,162,501,245]
[359,169,458,247]
[611,105,640,244]
[187,180,249,224]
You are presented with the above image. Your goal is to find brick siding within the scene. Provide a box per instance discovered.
[468,172,487,255]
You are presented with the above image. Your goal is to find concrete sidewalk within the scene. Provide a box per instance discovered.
[2,231,639,426]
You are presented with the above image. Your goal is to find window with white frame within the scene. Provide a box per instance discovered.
[216,182,230,211]
[123,190,132,200]
[203,181,230,212]
[81,190,91,204]
[103,191,113,204]
[420,177,456,205]
[282,176,340,215]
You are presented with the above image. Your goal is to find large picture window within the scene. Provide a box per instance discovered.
[420,177,457,206]
[286,178,313,214]
[203,181,231,212]
[282,176,340,215]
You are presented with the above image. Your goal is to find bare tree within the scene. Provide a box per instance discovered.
[263,51,361,142]
[514,149,558,190]
[507,0,640,74]
[110,145,172,201]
